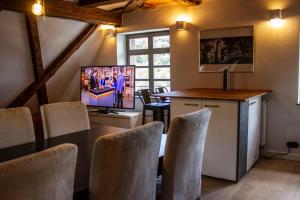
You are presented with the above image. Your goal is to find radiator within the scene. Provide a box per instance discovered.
[261,100,269,146]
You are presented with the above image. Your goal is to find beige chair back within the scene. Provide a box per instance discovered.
[0,143,78,200]
[0,107,35,149]
[89,121,164,200]
[41,101,90,138]
[162,108,212,200]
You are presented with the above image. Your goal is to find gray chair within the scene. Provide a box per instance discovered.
[0,143,78,200]
[40,101,90,138]
[0,107,35,149]
[89,121,164,200]
[160,108,212,200]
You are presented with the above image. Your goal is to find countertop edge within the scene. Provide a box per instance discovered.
[155,89,271,101]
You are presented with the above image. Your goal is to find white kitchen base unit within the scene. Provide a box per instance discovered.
[161,88,270,182]
[89,111,142,129]
[171,98,261,181]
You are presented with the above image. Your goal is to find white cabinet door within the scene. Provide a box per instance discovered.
[247,97,261,170]
[171,98,202,119]
[202,100,239,181]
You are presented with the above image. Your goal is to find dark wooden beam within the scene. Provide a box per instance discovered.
[0,0,121,25]
[79,0,200,9]
[79,0,127,7]
[123,0,145,12]
[111,0,145,13]
[172,0,201,6]
[25,13,48,105]
[80,0,146,13]
[8,24,98,108]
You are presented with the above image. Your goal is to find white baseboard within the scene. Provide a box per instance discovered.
[261,149,300,161]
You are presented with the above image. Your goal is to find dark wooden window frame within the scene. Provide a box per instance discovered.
[126,31,170,91]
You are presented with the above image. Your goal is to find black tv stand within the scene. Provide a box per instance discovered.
[92,108,119,115]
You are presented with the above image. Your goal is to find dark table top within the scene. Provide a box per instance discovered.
[0,126,127,196]
[0,126,167,199]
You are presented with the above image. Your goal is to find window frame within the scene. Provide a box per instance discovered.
[126,31,170,91]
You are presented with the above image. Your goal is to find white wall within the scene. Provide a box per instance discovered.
[109,0,300,155]
[0,11,39,112]
[0,10,107,113]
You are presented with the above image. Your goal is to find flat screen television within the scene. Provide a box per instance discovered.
[80,66,135,110]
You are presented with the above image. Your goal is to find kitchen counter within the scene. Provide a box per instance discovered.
[163,88,271,181]
[155,88,271,101]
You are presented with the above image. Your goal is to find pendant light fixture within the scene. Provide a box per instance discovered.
[32,0,44,16]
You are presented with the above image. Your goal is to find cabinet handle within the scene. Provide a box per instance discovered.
[249,102,256,106]
[203,104,220,108]
[184,103,200,107]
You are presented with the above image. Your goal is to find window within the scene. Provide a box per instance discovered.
[126,31,170,92]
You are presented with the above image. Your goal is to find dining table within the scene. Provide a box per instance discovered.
[0,125,167,200]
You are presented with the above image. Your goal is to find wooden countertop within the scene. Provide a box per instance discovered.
[155,88,271,101]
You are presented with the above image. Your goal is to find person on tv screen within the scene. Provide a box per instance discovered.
[99,75,106,89]
[116,68,125,108]
[90,71,97,90]
[112,73,118,106]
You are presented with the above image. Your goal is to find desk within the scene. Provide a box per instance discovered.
[0,126,167,199]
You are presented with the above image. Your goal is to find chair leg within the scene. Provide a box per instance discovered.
[153,110,158,121]
[167,108,171,131]
[160,109,165,132]
[142,108,146,125]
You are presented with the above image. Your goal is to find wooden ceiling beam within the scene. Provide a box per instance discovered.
[111,0,145,13]
[25,14,48,106]
[79,0,127,7]
[0,0,121,25]
[8,24,98,108]
[172,0,201,6]
[123,0,145,12]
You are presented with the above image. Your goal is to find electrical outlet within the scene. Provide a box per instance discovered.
[287,141,299,149]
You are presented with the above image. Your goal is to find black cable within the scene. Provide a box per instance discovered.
[261,147,291,160]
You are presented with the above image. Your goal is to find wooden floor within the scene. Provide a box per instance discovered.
[201,158,300,200]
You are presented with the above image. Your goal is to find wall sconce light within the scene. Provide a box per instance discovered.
[100,25,115,30]
[176,21,187,31]
[107,29,117,37]
[32,0,44,16]
[269,9,284,28]
[100,24,117,37]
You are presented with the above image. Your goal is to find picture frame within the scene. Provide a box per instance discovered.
[199,26,254,73]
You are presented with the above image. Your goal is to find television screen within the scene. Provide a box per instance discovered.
[80,66,135,109]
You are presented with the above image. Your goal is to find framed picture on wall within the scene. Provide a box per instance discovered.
[199,26,254,73]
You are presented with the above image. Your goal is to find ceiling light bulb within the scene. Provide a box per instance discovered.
[32,0,43,16]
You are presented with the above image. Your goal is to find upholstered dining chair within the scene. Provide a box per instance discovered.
[89,121,164,200]
[0,107,35,149]
[41,101,90,138]
[158,108,212,200]
[0,143,78,200]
